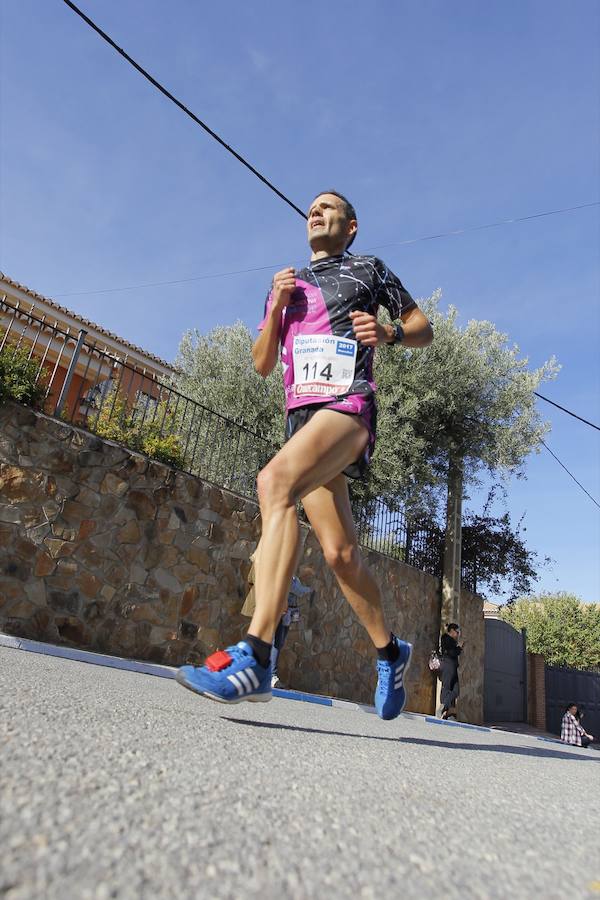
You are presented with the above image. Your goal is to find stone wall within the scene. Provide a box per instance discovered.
[0,402,484,722]
[454,584,486,724]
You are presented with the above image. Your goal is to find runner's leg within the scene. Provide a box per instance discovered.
[301,465,412,720]
[300,474,389,648]
[249,410,369,643]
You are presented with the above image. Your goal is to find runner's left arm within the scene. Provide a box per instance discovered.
[350,258,433,348]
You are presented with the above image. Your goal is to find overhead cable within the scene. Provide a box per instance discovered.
[364,201,599,251]
[534,392,600,433]
[61,0,307,220]
[541,440,600,510]
[54,200,600,297]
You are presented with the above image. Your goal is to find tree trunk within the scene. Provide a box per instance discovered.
[441,454,463,627]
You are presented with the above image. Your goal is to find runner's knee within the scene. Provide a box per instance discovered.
[257,458,294,507]
[323,541,360,575]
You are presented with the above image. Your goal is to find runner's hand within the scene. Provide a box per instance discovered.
[272,268,297,309]
[350,310,388,346]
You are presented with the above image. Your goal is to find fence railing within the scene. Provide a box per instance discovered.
[1,295,453,581]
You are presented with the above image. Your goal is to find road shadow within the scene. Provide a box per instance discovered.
[223,716,600,762]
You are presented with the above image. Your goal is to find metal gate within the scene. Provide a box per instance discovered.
[484,619,527,722]
[545,665,600,738]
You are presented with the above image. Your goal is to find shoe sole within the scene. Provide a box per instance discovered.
[175,669,272,704]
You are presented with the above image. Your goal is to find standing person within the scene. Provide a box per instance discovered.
[439,623,463,719]
[241,545,311,688]
[240,548,259,620]
[561,704,595,748]
[270,574,312,689]
[177,190,433,718]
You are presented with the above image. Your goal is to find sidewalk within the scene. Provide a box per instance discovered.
[487,721,559,741]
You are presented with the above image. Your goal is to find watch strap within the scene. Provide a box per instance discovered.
[393,323,405,344]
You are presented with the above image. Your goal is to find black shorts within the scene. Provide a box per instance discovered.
[284,393,377,480]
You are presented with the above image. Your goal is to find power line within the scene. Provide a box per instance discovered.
[53,200,600,297]
[365,201,599,250]
[534,392,600,433]
[541,440,600,510]
[61,0,307,220]
[54,263,284,297]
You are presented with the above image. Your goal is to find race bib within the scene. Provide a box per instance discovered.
[292,335,357,399]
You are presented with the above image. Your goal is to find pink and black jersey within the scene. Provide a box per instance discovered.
[258,253,416,413]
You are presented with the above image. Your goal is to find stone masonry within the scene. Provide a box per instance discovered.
[0,402,484,722]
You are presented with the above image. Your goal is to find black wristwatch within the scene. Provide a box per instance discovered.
[389,323,405,345]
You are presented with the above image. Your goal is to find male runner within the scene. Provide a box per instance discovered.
[177,191,433,718]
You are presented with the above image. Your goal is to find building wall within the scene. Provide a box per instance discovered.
[1,295,166,423]
[0,402,485,722]
[527,652,547,731]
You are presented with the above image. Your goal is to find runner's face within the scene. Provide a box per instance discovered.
[307,194,357,254]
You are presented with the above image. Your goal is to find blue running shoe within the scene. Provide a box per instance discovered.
[375,635,413,720]
[176,641,272,704]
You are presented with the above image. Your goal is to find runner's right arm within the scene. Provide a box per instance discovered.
[252,267,296,376]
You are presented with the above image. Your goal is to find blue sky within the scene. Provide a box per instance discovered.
[1,0,599,602]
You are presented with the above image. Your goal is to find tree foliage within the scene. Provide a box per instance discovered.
[372,291,559,513]
[500,593,600,669]
[91,387,184,469]
[460,511,547,599]
[173,296,558,510]
[0,338,47,408]
[172,297,557,594]
[175,322,285,446]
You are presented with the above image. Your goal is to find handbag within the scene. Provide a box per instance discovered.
[428,650,442,673]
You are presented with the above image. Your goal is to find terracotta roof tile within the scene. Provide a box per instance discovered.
[0,271,175,372]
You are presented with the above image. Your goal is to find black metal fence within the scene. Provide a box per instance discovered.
[352,498,442,576]
[1,294,446,578]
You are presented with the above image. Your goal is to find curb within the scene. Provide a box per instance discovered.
[0,633,378,713]
[0,633,177,679]
[425,716,492,733]
[1,633,532,736]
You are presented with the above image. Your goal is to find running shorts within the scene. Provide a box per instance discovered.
[284,393,377,480]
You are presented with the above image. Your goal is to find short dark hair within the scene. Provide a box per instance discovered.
[312,190,357,249]
[446,623,460,633]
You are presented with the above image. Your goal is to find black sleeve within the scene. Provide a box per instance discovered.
[372,257,417,320]
[441,634,462,659]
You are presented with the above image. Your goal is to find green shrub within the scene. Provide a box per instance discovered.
[141,433,184,468]
[92,387,184,469]
[0,339,47,408]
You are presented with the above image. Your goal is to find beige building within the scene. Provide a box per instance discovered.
[483,600,502,619]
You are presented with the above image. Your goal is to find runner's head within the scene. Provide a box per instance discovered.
[307,191,357,255]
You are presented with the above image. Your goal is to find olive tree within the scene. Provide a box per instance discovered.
[372,290,560,513]
[175,321,285,447]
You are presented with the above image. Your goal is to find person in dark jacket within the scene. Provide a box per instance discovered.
[439,623,464,719]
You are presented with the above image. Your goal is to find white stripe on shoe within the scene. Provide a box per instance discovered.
[236,670,253,693]
[246,668,260,689]
[227,674,244,696]
[394,667,406,688]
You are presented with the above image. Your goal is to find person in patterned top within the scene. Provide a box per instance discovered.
[176,191,433,718]
[561,704,594,748]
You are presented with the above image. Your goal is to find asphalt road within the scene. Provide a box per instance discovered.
[1,647,599,900]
